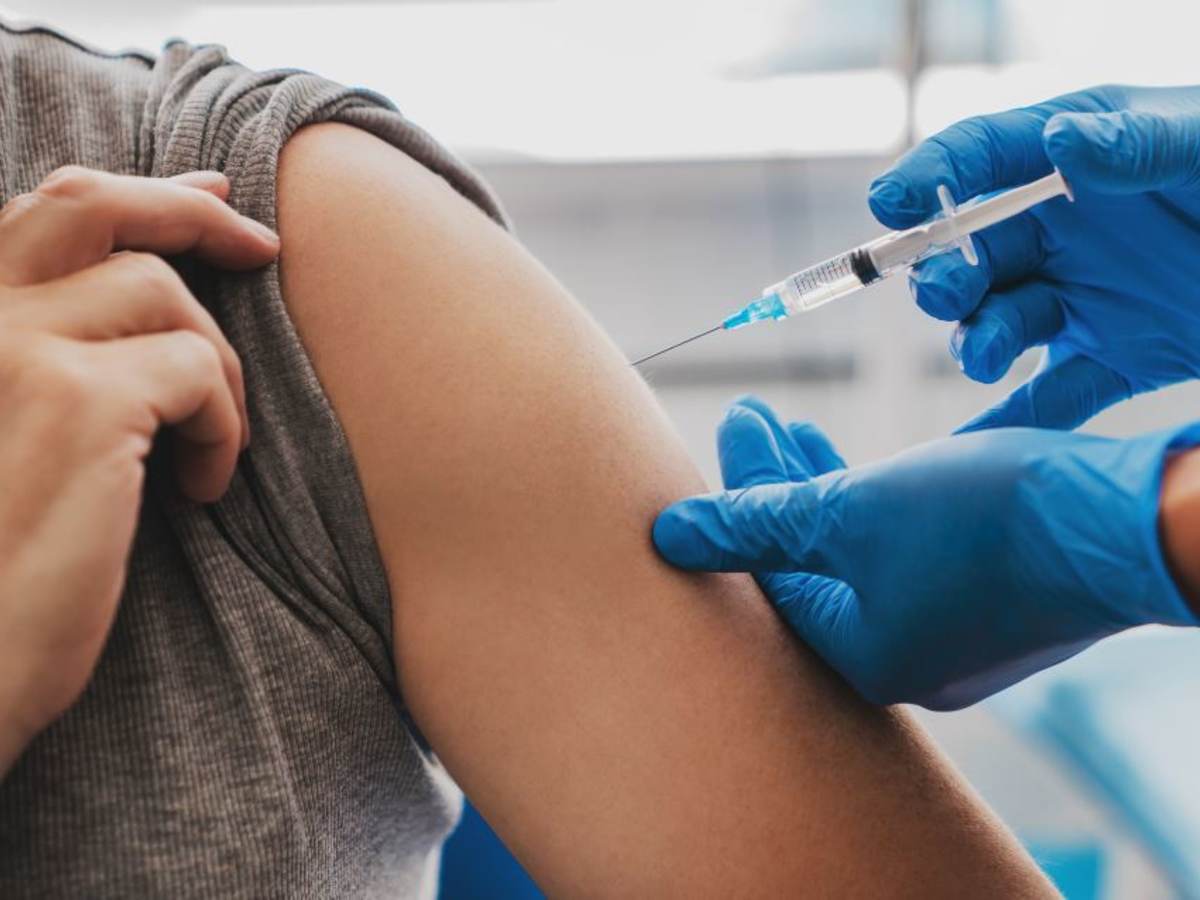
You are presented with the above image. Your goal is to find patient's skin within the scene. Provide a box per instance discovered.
[277,123,1054,897]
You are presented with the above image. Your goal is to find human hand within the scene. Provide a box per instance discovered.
[0,166,279,772]
[869,84,1200,431]
[653,396,1200,709]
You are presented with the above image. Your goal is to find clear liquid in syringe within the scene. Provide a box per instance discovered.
[773,251,868,315]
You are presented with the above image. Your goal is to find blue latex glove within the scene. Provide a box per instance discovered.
[868,84,1200,431]
[653,397,1200,709]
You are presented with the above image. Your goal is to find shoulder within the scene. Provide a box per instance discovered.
[278,121,505,240]
[276,122,521,365]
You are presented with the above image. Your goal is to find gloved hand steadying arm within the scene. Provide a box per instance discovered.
[869,84,1200,431]
[653,396,1200,709]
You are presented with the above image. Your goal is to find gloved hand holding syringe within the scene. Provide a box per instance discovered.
[632,169,1072,366]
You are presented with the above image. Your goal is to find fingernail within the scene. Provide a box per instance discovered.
[242,216,279,243]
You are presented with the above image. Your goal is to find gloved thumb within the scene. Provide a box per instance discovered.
[1044,108,1200,193]
[652,478,842,575]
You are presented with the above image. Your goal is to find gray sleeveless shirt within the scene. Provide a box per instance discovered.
[0,21,505,898]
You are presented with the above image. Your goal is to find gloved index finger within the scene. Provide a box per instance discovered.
[717,402,792,489]
[723,395,813,482]
[869,107,1055,229]
[729,395,846,477]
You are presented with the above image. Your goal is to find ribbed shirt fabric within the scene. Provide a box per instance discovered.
[0,21,505,898]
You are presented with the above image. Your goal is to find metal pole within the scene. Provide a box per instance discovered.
[901,0,926,149]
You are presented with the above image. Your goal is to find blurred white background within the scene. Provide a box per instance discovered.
[8,2,1200,896]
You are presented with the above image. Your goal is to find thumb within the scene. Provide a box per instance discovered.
[955,353,1132,433]
[1044,109,1200,193]
[652,478,843,574]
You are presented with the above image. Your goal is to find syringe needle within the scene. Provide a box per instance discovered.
[630,325,722,367]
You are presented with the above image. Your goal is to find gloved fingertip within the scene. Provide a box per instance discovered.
[717,407,790,490]
[728,393,769,417]
[717,401,774,455]
[1043,111,1123,190]
[1043,109,1092,141]
[867,177,924,228]
[1042,113,1084,159]
[911,279,952,322]
[720,400,757,425]
[909,256,977,321]
[652,500,716,570]
[866,177,904,211]
[956,318,1015,385]
[728,393,786,426]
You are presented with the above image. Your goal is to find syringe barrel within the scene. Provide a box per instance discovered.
[766,248,874,315]
[863,227,939,277]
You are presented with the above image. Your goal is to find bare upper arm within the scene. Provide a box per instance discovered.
[276,122,1051,897]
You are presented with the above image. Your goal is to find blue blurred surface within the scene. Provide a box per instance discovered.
[1027,839,1106,899]
[993,629,1200,897]
[439,800,543,900]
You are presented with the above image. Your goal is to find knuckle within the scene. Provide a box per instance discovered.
[36,164,100,200]
[169,330,222,378]
[15,338,94,410]
[0,190,44,224]
[189,186,227,216]
[226,343,245,384]
[121,251,185,295]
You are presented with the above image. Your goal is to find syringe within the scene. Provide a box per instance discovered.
[631,169,1072,367]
